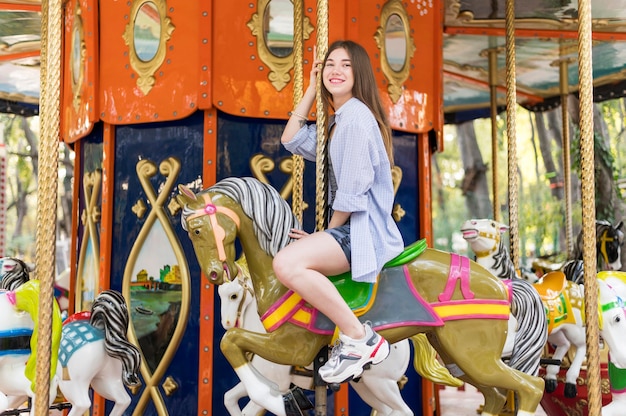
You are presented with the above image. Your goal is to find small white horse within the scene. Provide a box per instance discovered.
[0,280,141,416]
[597,271,626,415]
[218,274,415,416]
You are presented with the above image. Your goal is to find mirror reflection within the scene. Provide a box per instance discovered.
[71,26,82,85]
[385,13,406,72]
[133,1,161,62]
[263,0,293,57]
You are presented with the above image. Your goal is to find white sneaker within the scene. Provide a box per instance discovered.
[318,322,390,384]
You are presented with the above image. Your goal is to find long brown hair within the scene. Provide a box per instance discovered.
[321,40,394,166]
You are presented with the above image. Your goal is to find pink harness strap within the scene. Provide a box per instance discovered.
[438,254,474,302]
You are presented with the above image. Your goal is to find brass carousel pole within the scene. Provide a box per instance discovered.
[559,56,575,254]
[314,2,329,414]
[504,0,520,268]
[291,0,305,223]
[487,45,501,222]
[577,0,602,412]
[35,0,61,413]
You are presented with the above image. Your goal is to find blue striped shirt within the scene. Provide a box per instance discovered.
[284,97,404,283]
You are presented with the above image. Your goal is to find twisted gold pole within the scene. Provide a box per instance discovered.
[291,0,305,223]
[36,0,61,413]
[559,58,574,254]
[488,47,500,222]
[577,0,601,413]
[314,0,328,233]
[504,0,519,269]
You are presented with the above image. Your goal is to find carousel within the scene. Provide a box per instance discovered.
[1,0,626,415]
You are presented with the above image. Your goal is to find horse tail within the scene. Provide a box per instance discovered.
[409,334,463,387]
[90,290,141,387]
[12,280,62,392]
[508,279,548,376]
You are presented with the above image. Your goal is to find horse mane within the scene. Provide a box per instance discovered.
[90,290,141,387]
[0,257,31,291]
[207,177,300,257]
[492,240,517,280]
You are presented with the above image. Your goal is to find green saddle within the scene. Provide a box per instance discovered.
[328,239,427,310]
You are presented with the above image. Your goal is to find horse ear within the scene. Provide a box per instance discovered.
[498,223,509,234]
[177,185,198,207]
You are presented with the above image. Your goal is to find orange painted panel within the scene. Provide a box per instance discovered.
[99,0,204,125]
[62,0,98,143]
[213,0,439,133]
[351,1,440,134]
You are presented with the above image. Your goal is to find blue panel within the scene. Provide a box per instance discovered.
[109,112,204,415]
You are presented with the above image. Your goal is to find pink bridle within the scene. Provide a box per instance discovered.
[185,193,241,264]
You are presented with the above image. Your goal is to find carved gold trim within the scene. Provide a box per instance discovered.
[246,0,314,91]
[123,157,190,415]
[70,2,86,111]
[162,376,179,396]
[75,169,102,312]
[122,0,175,95]
[250,153,308,210]
[391,166,405,222]
[375,0,416,104]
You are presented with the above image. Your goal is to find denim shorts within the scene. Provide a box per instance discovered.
[324,223,351,264]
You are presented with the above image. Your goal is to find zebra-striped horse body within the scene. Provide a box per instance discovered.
[460,219,548,376]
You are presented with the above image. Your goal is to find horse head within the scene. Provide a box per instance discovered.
[596,272,626,368]
[177,184,241,285]
[220,276,256,328]
[597,220,625,271]
[0,257,32,291]
[460,219,508,257]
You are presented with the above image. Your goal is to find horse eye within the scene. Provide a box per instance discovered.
[230,294,238,301]
[194,229,201,235]
[615,316,622,323]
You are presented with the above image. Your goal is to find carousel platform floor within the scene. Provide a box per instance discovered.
[438,384,548,415]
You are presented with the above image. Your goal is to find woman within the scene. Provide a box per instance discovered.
[273,40,404,384]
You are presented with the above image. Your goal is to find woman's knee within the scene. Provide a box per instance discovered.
[273,251,295,283]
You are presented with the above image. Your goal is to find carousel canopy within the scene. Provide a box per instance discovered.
[1,0,626,120]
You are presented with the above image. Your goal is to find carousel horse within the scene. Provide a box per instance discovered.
[523,220,624,283]
[0,279,141,416]
[0,280,60,416]
[532,270,626,399]
[0,256,32,290]
[218,262,437,416]
[460,219,548,376]
[177,177,545,416]
[572,220,624,272]
[596,271,626,416]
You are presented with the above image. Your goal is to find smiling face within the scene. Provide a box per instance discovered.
[322,47,354,108]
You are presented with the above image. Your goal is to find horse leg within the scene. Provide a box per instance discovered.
[352,340,412,416]
[429,325,543,416]
[221,328,327,416]
[91,377,131,416]
[562,331,587,398]
[223,382,247,416]
[545,331,570,393]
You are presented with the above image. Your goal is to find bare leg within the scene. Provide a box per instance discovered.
[273,231,365,339]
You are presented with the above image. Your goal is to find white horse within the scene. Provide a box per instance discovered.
[460,219,548,376]
[597,271,626,415]
[218,272,415,416]
[0,280,141,416]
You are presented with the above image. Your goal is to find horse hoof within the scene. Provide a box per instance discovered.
[329,383,341,392]
[545,379,557,393]
[564,383,578,398]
